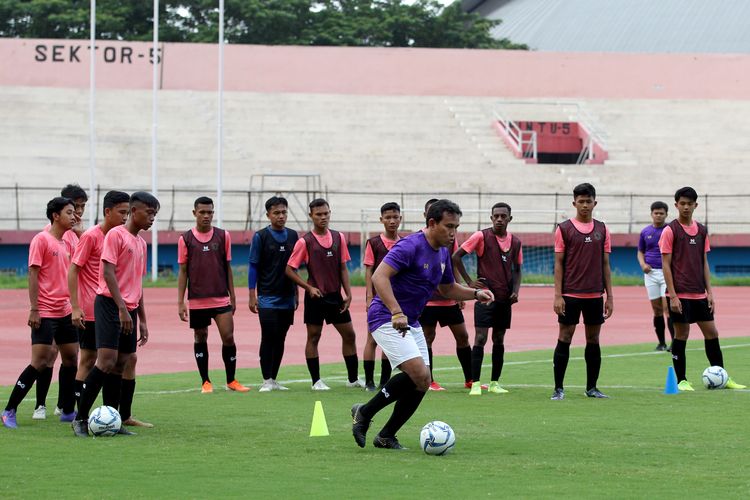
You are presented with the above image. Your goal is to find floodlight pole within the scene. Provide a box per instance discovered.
[88,0,96,227]
[217,0,225,227]
[151,0,159,282]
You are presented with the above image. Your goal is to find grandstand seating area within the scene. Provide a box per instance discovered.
[2,84,750,233]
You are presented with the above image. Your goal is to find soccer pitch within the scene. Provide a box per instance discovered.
[1,340,749,499]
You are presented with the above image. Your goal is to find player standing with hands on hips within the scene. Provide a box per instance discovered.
[351,200,494,450]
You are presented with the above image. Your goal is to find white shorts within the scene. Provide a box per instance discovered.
[644,269,667,300]
[371,322,430,368]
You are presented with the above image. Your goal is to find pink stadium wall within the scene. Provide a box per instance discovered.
[2,38,750,99]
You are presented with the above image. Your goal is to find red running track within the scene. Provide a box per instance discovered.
[1,286,748,385]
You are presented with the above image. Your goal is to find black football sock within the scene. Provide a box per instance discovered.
[360,372,415,420]
[344,354,359,383]
[6,365,39,412]
[102,373,122,408]
[704,338,724,367]
[119,379,136,421]
[222,344,237,384]
[271,332,288,380]
[76,366,106,421]
[654,316,666,345]
[259,332,273,380]
[379,387,427,439]
[456,346,472,383]
[379,358,392,387]
[35,366,53,408]
[306,357,321,384]
[363,360,375,386]
[471,346,484,382]
[194,342,210,383]
[58,365,77,414]
[667,317,675,341]
[671,339,687,382]
[553,340,571,390]
[55,366,64,411]
[74,379,85,411]
[427,348,434,381]
[491,343,505,381]
[584,343,602,391]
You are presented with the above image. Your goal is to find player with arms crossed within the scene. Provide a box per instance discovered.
[3,198,79,429]
[351,200,494,449]
[285,198,362,390]
[660,187,745,391]
[362,202,402,391]
[248,196,299,392]
[637,201,675,351]
[178,197,249,394]
[551,183,613,401]
[453,202,522,395]
[72,192,159,436]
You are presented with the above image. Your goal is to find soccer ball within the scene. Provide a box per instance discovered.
[702,366,728,389]
[420,421,455,455]
[88,405,122,436]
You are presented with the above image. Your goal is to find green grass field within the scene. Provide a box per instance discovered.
[2,339,749,499]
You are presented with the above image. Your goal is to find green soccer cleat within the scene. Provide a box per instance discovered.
[725,378,747,390]
[469,381,482,396]
[677,380,695,392]
[488,381,509,394]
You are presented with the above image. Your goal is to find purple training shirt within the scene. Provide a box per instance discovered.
[638,224,666,269]
[367,232,455,332]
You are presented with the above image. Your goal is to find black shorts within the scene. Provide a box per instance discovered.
[669,298,714,324]
[474,301,512,330]
[304,293,352,326]
[558,296,605,326]
[94,295,138,354]
[258,308,295,336]
[189,305,233,329]
[79,320,97,351]
[31,315,79,345]
[419,304,465,328]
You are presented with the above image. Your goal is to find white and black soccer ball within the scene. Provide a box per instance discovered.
[702,366,728,389]
[88,405,122,437]
[420,421,456,456]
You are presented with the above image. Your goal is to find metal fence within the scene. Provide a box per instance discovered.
[3,185,749,234]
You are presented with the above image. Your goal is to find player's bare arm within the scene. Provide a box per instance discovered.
[284,265,322,298]
[227,261,236,314]
[137,295,149,347]
[703,253,714,312]
[340,261,352,313]
[637,249,652,274]
[451,247,485,288]
[371,263,408,333]
[27,266,41,329]
[437,282,494,304]
[177,262,189,322]
[553,252,565,315]
[68,263,85,329]
[364,264,374,310]
[510,264,522,304]
[103,260,132,334]
[603,252,614,319]
[661,253,682,314]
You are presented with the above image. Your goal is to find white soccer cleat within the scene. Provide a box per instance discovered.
[258,380,274,392]
[272,379,289,391]
[53,406,62,416]
[346,379,366,389]
[311,379,331,391]
[32,405,47,420]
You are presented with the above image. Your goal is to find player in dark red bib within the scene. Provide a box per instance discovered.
[453,202,522,395]
[362,202,402,391]
[286,199,362,390]
[660,187,745,391]
[178,197,249,394]
[3,198,79,429]
[419,199,473,391]
[551,183,613,400]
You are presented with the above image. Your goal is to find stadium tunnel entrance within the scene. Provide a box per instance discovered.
[494,120,608,164]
